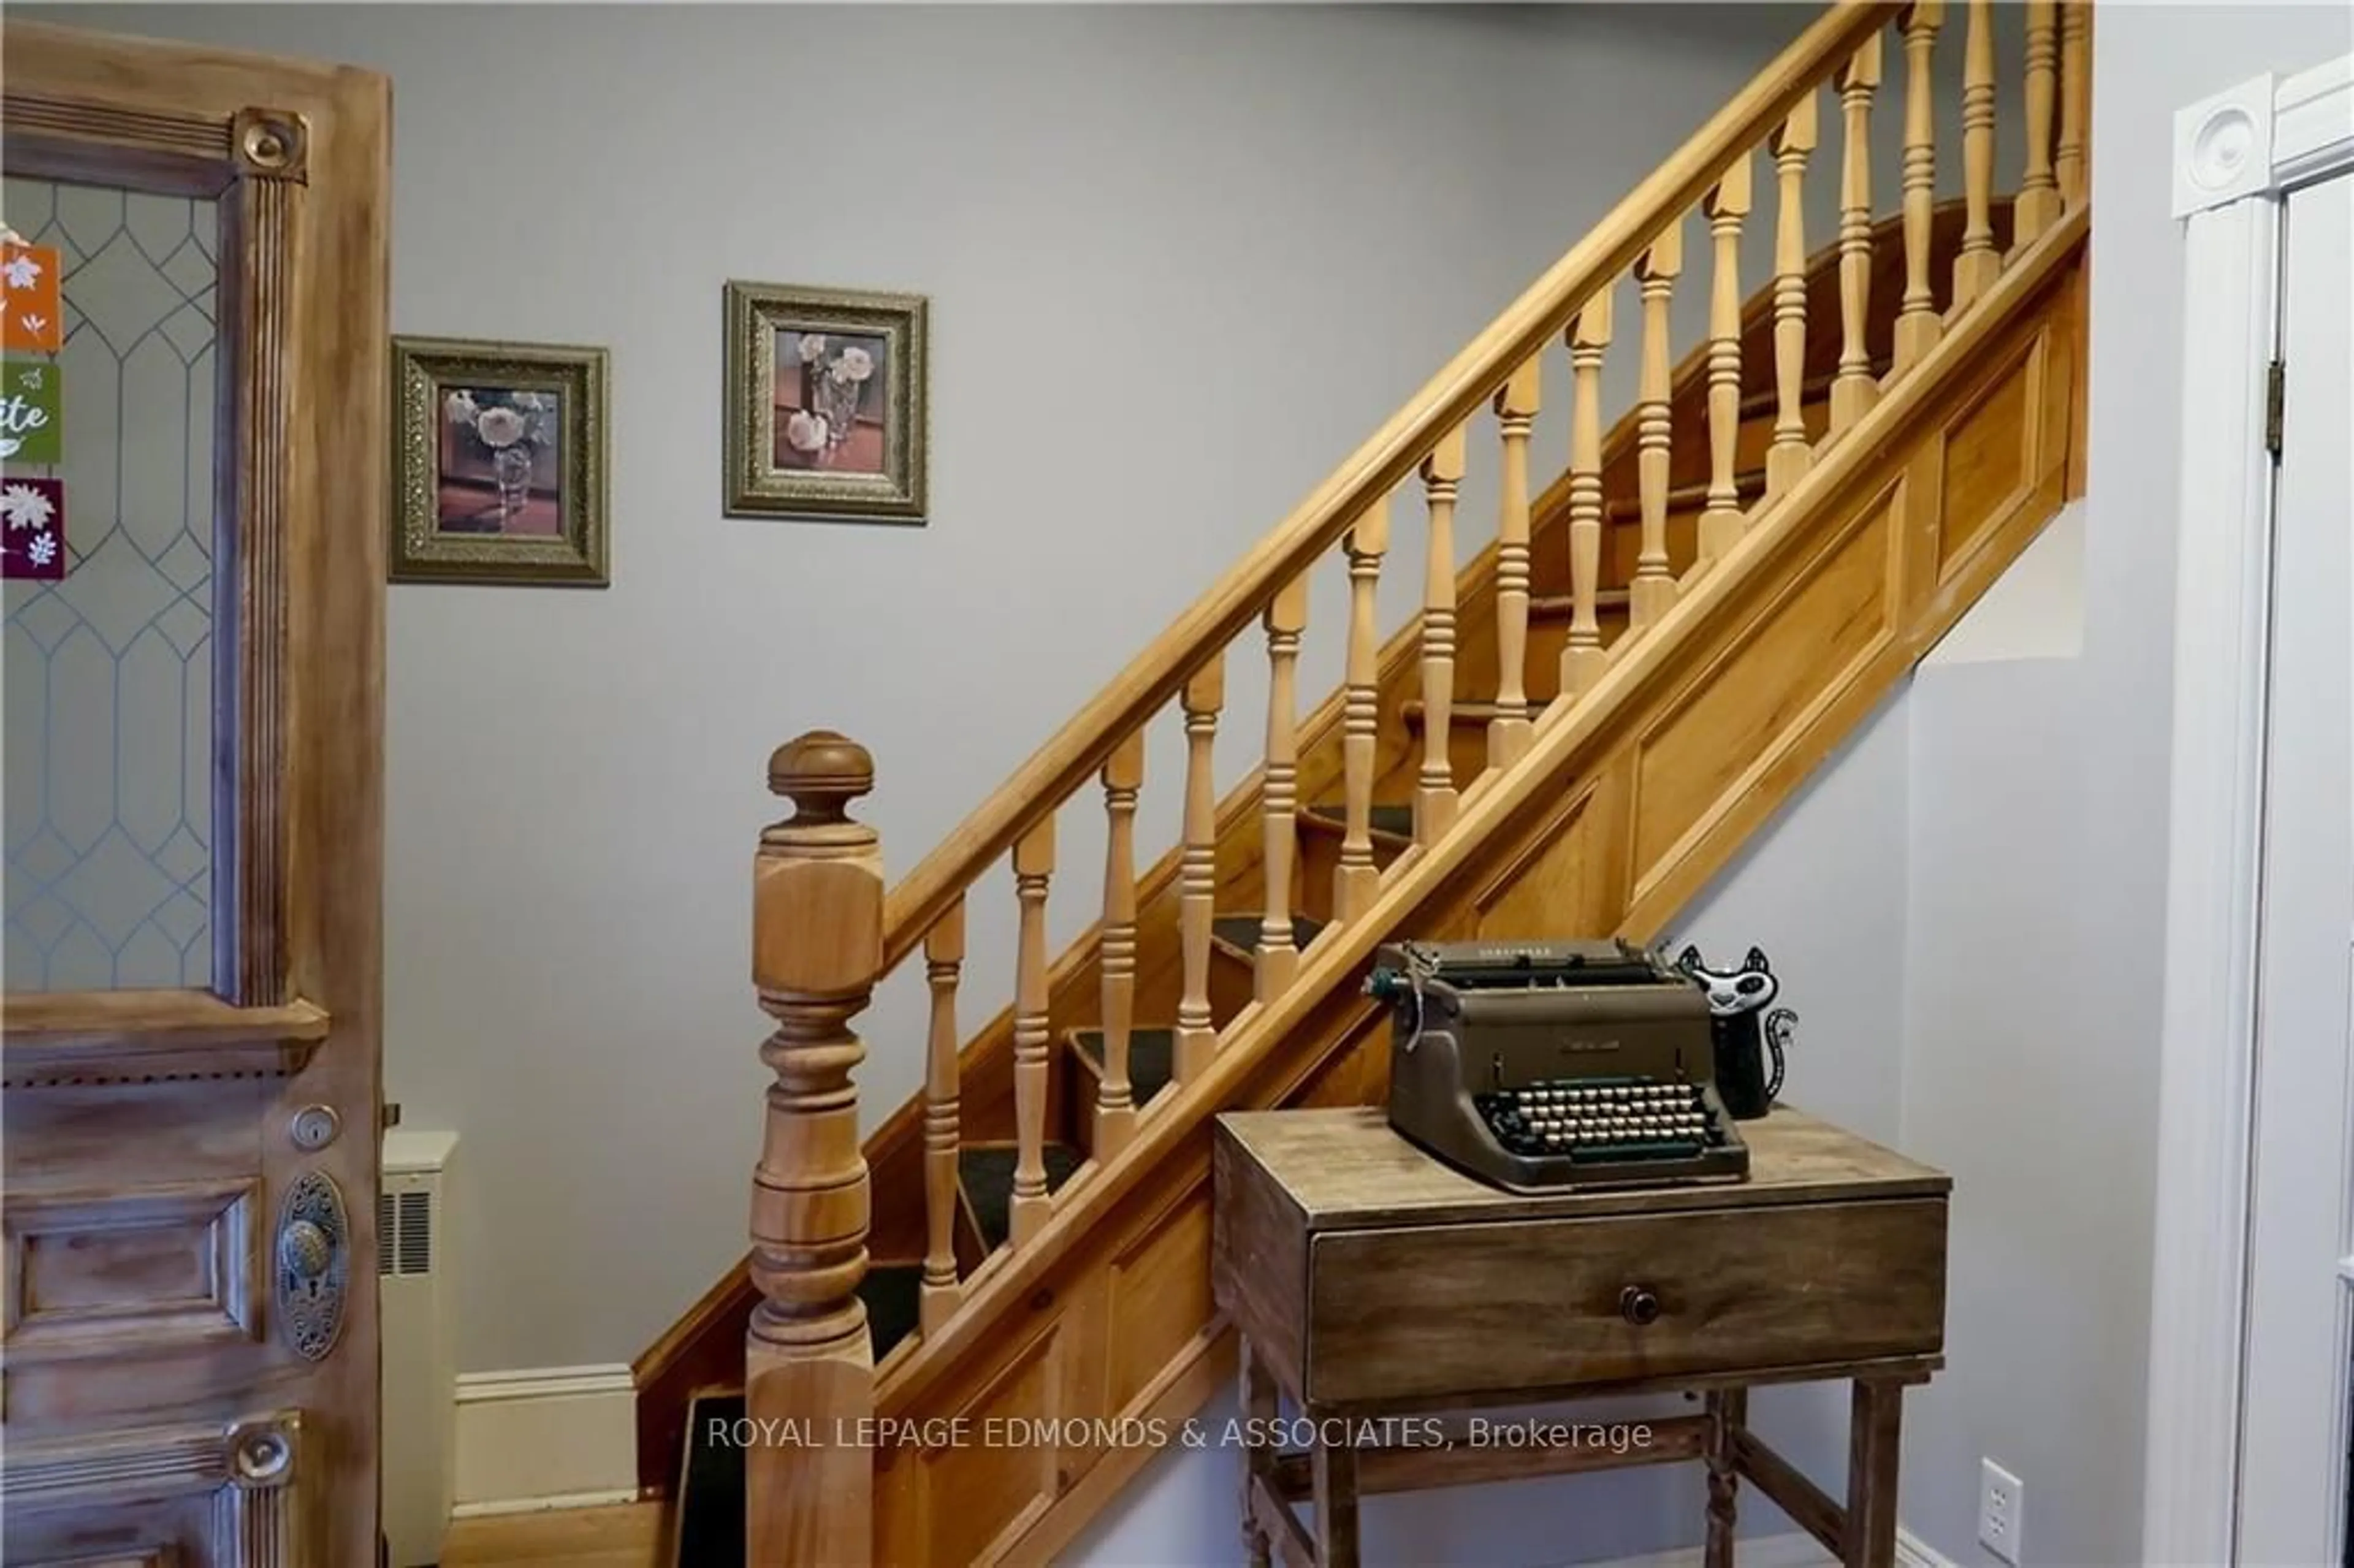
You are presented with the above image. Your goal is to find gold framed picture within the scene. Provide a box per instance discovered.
[391,336,610,585]
[723,281,928,523]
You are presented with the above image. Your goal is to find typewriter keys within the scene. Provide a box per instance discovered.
[1474,1077,1729,1164]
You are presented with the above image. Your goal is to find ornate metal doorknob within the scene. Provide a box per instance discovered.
[280,1219,332,1281]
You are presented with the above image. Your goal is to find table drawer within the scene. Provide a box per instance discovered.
[1304,1197,1945,1406]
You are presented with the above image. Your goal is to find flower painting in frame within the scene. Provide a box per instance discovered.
[392,336,610,585]
[723,281,928,522]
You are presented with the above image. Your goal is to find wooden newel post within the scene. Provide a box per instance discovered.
[746,729,880,1568]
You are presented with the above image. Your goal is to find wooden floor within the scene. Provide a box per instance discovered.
[440,1502,664,1567]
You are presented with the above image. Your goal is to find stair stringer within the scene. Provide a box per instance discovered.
[866,212,2085,1568]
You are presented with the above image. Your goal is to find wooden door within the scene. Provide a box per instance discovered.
[0,22,389,1567]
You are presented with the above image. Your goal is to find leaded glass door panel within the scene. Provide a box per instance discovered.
[5,176,224,992]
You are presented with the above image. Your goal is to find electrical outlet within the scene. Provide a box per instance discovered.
[1978,1457,2025,1564]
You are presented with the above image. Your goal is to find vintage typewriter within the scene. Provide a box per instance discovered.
[1368,940,1749,1191]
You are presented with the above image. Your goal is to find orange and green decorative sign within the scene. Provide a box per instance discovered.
[0,358,61,463]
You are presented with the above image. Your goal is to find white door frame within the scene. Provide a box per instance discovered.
[2145,53,2354,1568]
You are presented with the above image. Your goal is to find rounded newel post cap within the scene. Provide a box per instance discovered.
[768,729,872,823]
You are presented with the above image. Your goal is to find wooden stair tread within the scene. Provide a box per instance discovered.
[1210,913,1325,957]
[1400,698,1531,727]
[1303,801,1414,842]
[1068,1026,1177,1109]
[960,1143,1084,1253]
[1602,466,1768,525]
[1531,588,1629,617]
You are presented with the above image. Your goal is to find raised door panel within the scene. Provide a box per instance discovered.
[3,1412,305,1566]
[1,1078,290,1428]
[4,1181,264,1360]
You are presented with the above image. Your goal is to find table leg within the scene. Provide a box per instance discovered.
[1844,1379,1906,1567]
[1705,1388,1748,1568]
[1311,1421,1360,1568]
[1240,1336,1278,1568]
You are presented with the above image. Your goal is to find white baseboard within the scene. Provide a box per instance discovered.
[1897,1528,1963,1568]
[1572,1532,1829,1567]
[1558,1526,1955,1568]
[452,1364,637,1515]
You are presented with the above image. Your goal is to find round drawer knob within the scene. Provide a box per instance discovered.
[1619,1284,1663,1326]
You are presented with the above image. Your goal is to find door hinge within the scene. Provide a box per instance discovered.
[2264,358,2285,459]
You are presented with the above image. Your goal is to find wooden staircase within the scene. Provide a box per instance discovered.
[637,3,2092,1561]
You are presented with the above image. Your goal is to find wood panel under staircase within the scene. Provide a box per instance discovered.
[638,2,2092,1561]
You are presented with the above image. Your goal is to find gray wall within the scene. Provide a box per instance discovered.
[1894,7,2353,1567]
[39,2,1818,1374]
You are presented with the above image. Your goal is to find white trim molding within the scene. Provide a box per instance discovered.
[2171,74,2276,216]
[1549,1532,1834,1568]
[1395,1528,1952,1568]
[2144,52,2354,1568]
[1895,1528,1962,1568]
[2276,55,2354,189]
[451,1363,638,1518]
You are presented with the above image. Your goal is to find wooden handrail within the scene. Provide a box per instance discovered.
[875,0,1903,970]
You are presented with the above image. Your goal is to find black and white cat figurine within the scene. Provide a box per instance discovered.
[1674,943,1795,1120]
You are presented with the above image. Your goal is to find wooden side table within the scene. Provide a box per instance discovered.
[1211,1106,1949,1567]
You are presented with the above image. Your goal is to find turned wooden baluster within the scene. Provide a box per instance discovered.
[2057,2,2089,210]
[1766,89,1818,503]
[1173,655,1224,1084]
[1832,35,1883,435]
[1415,425,1467,845]
[1952,0,2002,310]
[1257,578,1308,1002]
[1490,359,1540,767]
[1560,292,1613,702]
[1631,226,1682,632]
[920,897,964,1335]
[1009,815,1054,1246]
[1335,501,1388,926]
[1697,151,1752,572]
[1894,2,1946,374]
[1095,735,1143,1158]
[2015,0,2062,245]
[747,730,880,1567]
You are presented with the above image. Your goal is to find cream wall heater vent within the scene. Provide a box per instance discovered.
[381,1128,459,1567]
